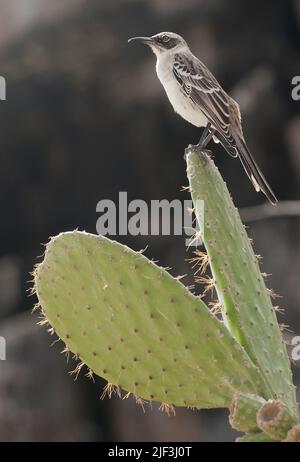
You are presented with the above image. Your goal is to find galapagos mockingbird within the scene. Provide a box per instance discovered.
[128,32,277,205]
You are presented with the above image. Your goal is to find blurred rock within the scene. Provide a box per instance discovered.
[150,0,200,15]
[231,67,275,116]
[0,256,22,318]
[110,394,239,442]
[111,396,203,442]
[285,115,300,182]
[0,312,101,441]
[0,0,85,50]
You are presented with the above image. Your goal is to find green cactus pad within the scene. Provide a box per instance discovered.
[229,393,266,434]
[34,230,269,409]
[186,148,297,415]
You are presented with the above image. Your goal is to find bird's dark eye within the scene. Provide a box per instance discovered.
[162,35,170,43]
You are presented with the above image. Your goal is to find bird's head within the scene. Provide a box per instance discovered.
[128,32,187,56]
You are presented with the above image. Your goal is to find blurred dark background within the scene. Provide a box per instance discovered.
[0,0,300,442]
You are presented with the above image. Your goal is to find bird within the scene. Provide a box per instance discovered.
[128,32,277,205]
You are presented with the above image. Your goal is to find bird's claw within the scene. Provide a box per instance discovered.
[184,145,213,164]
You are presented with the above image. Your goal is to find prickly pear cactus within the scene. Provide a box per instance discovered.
[186,147,298,417]
[33,146,299,441]
[34,231,269,409]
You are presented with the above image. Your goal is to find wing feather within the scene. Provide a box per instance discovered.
[173,54,239,156]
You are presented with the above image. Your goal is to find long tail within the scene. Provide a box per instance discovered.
[235,137,278,205]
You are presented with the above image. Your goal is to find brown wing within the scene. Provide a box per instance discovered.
[173,53,277,204]
[173,53,241,157]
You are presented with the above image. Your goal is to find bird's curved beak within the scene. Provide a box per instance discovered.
[128,36,154,46]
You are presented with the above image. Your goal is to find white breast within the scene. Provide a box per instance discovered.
[155,54,208,128]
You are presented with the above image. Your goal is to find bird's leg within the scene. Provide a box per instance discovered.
[193,124,216,165]
[199,128,216,152]
[185,123,216,162]
[196,122,211,148]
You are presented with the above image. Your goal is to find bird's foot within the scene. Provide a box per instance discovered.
[184,144,213,164]
[201,148,213,159]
